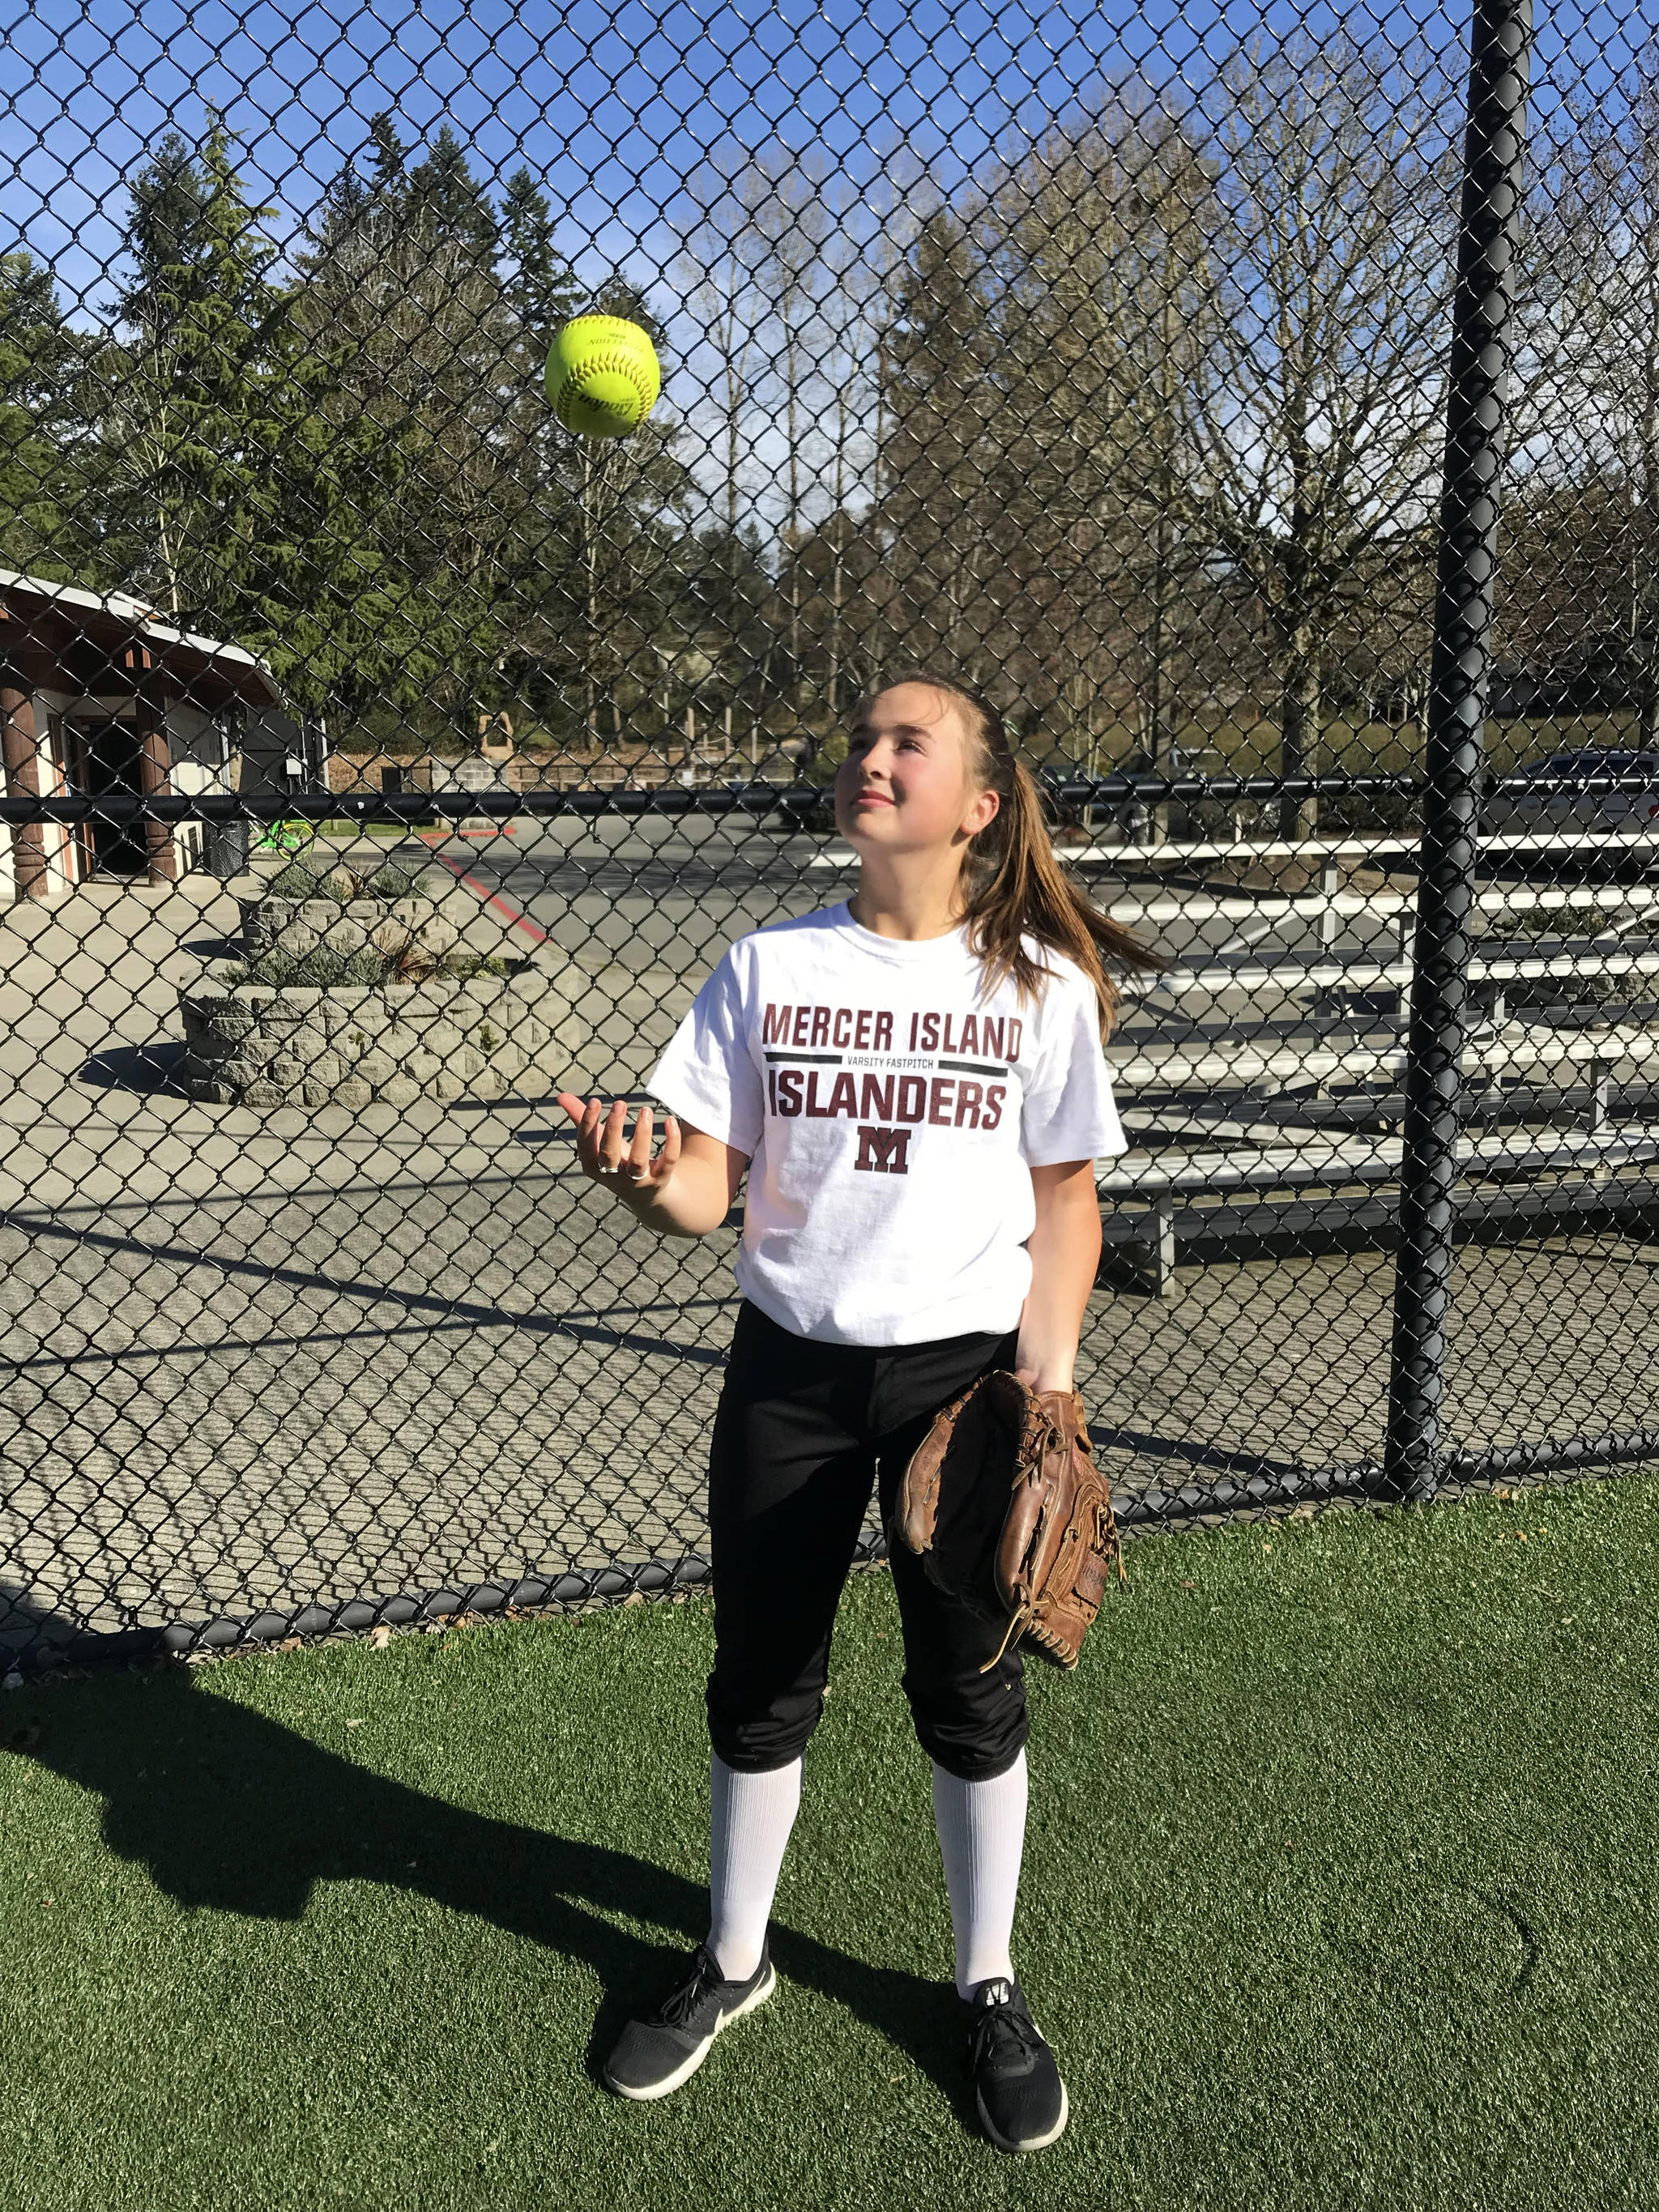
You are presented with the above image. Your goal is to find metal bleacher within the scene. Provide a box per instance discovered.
[809,828,1659,1294]
[1093,835,1659,1293]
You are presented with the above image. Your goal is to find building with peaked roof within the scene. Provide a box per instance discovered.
[0,569,309,901]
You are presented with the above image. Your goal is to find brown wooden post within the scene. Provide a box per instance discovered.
[126,644,177,884]
[0,672,51,902]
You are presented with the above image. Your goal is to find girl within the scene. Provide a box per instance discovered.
[555,672,1157,2154]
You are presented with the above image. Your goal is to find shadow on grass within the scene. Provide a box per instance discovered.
[3,1604,974,2125]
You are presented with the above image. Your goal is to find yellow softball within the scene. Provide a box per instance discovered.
[546,314,661,438]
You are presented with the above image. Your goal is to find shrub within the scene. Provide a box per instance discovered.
[1503,905,1627,940]
[223,947,392,990]
[360,863,431,900]
[263,859,437,903]
[266,860,336,901]
[220,947,509,992]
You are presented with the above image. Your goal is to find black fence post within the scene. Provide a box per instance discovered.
[1382,0,1533,1501]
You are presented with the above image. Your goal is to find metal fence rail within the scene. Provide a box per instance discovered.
[2,0,1658,1665]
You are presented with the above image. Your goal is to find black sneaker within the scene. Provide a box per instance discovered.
[602,1941,776,2100]
[964,1977,1068,2153]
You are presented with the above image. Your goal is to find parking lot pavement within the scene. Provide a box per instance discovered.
[450,816,1379,970]
[0,846,693,1214]
[5,1167,1652,1647]
[4,841,1655,1649]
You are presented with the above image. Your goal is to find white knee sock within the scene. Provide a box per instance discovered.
[931,1752,1029,1999]
[706,1752,803,1982]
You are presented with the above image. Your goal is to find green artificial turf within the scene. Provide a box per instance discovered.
[5,1477,1659,2212]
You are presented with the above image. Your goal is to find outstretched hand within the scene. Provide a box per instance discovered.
[555,1093,681,1205]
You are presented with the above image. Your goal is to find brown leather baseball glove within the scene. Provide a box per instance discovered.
[893,1370,1125,1670]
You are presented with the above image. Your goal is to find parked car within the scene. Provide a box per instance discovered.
[1485,748,1659,835]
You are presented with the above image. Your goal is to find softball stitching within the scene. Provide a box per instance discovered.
[557,347,656,421]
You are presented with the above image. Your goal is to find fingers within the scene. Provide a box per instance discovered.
[629,1105,684,1187]
[598,1097,630,1174]
[554,1092,616,1178]
[557,1094,676,1189]
[555,1089,602,1158]
[628,1102,655,1179]
[656,1112,682,1173]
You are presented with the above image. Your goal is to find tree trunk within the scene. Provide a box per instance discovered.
[1636,496,1659,753]
[1639,250,1659,754]
[829,419,848,722]
[1277,643,1320,843]
[582,448,599,750]
[828,535,844,724]
[786,331,802,677]
[725,364,743,539]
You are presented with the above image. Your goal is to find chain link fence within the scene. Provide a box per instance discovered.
[2,0,1657,1667]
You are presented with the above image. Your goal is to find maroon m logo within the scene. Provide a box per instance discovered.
[854,1124,911,1174]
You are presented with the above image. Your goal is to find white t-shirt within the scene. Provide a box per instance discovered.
[646,901,1125,1347]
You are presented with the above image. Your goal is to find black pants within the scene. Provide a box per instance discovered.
[706,1299,1026,1783]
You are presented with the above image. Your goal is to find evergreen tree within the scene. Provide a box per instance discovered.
[98,117,287,619]
[487,237,694,748]
[589,273,671,354]
[407,123,501,262]
[501,168,580,343]
[0,250,96,580]
[366,112,409,194]
[92,118,447,714]
[527,313,693,746]
[487,175,583,730]
[296,121,523,697]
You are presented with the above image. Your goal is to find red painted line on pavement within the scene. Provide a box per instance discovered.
[420,841,548,944]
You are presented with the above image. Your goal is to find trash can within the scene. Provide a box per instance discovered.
[204,816,252,880]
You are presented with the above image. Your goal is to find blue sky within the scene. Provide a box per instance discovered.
[0,0,1643,540]
[1,0,1643,327]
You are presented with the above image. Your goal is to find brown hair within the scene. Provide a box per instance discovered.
[866,670,1167,1039]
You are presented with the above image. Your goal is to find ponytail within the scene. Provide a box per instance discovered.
[870,670,1168,1040]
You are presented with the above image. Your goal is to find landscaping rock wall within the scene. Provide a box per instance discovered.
[180,953,566,1109]
[230,869,469,964]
